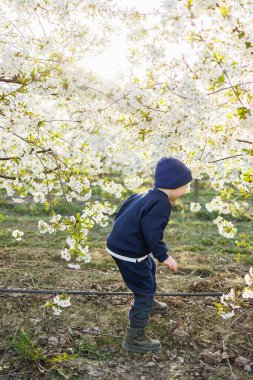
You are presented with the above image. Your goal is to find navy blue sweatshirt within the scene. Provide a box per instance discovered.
[106,187,172,263]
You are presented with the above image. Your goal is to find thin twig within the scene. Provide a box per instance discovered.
[50,150,74,216]
[236,139,252,145]
[208,154,244,163]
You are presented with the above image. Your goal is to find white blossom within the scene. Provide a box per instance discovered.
[242,288,253,299]
[213,216,237,238]
[190,202,201,212]
[67,263,81,270]
[60,248,71,261]
[66,236,76,249]
[245,267,253,286]
[53,294,71,308]
[50,214,62,223]
[124,176,143,190]
[52,306,62,316]
[38,220,51,234]
[220,310,235,319]
[205,196,231,214]
[12,229,24,241]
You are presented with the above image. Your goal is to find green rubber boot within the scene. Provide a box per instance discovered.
[122,325,161,353]
[149,298,168,315]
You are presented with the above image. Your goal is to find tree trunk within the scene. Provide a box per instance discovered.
[194,179,200,202]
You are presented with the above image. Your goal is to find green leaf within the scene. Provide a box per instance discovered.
[47,352,76,363]
[187,0,193,8]
[44,201,50,211]
[219,6,230,17]
[215,125,223,133]
[213,52,225,63]
[241,170,253,183]
[242,148,253,156]
[236,107,251,120]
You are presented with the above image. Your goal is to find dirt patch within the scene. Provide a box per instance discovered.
[1,247,253,379]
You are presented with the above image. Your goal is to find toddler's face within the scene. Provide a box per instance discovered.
[169,183,190,202]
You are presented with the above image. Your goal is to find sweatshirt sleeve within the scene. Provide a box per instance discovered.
[140,201,171,263]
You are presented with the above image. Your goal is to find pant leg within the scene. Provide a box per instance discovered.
[149,254,157,293]
[130,255,157,304]
[112,255,156,328]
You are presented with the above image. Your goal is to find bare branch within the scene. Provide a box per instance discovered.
[0,156,19,160]
[236,139,252,145]
[35,153,55,213]
[207,81,253,95]
[99,93,130,112]
[50,150,74,216]
[0,77,22,84]
[208,154,245,163]
[183,55,199,79]
[0,173,16,180]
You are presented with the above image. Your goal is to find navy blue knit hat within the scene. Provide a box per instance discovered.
[154,156,193,189]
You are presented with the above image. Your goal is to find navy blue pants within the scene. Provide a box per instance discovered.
[112,254,157,328]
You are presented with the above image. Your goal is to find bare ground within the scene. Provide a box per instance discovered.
[1,247,253,380]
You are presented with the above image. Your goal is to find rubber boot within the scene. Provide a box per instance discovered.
[122,325,161,353]
[149,298,168,315]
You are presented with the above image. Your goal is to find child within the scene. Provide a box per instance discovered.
[106,156,193,353]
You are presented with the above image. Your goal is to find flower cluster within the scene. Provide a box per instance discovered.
[205,196,231,214]
[219,288,241,319]
[60,235,91,267]
[82,200,117,227]
[67,263,81,270]
[66,188,92,203]
[218,267,253,319]
[211,180,225,191]
[43,294,71,316]
[230,201,249,217]
[184,160,206,180]
[105,142,120,157]
[49,214,62,223]
[190,202,201,212]
[92,179,124,198]
[242,267,253,299]
[12,229,24,241]
[38,204,117,269]
[124,175,143,190]
[213,216,237,238]
[38,220,55,234]
[67,176,90,194]
[38,214,77,235]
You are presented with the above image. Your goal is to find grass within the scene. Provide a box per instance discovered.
[9,327,112,368]
[10,328,46,362]
[0,182,252,258]
[73,336,112,360]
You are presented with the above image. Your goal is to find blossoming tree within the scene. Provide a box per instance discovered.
[0,0,252,317]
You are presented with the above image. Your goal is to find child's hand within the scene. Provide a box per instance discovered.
[162,255,178,271]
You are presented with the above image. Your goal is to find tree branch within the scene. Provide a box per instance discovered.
[208,154,245,163]
[0,77,22,84]
[236,139,252,145]
[0,173,16,180]
[0,156,19,160]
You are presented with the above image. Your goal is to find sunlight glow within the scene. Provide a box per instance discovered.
[83,0,194,82]
[84,0,165,81]
[84,29,129,82]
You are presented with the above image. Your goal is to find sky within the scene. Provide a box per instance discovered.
[84,0,165,81]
